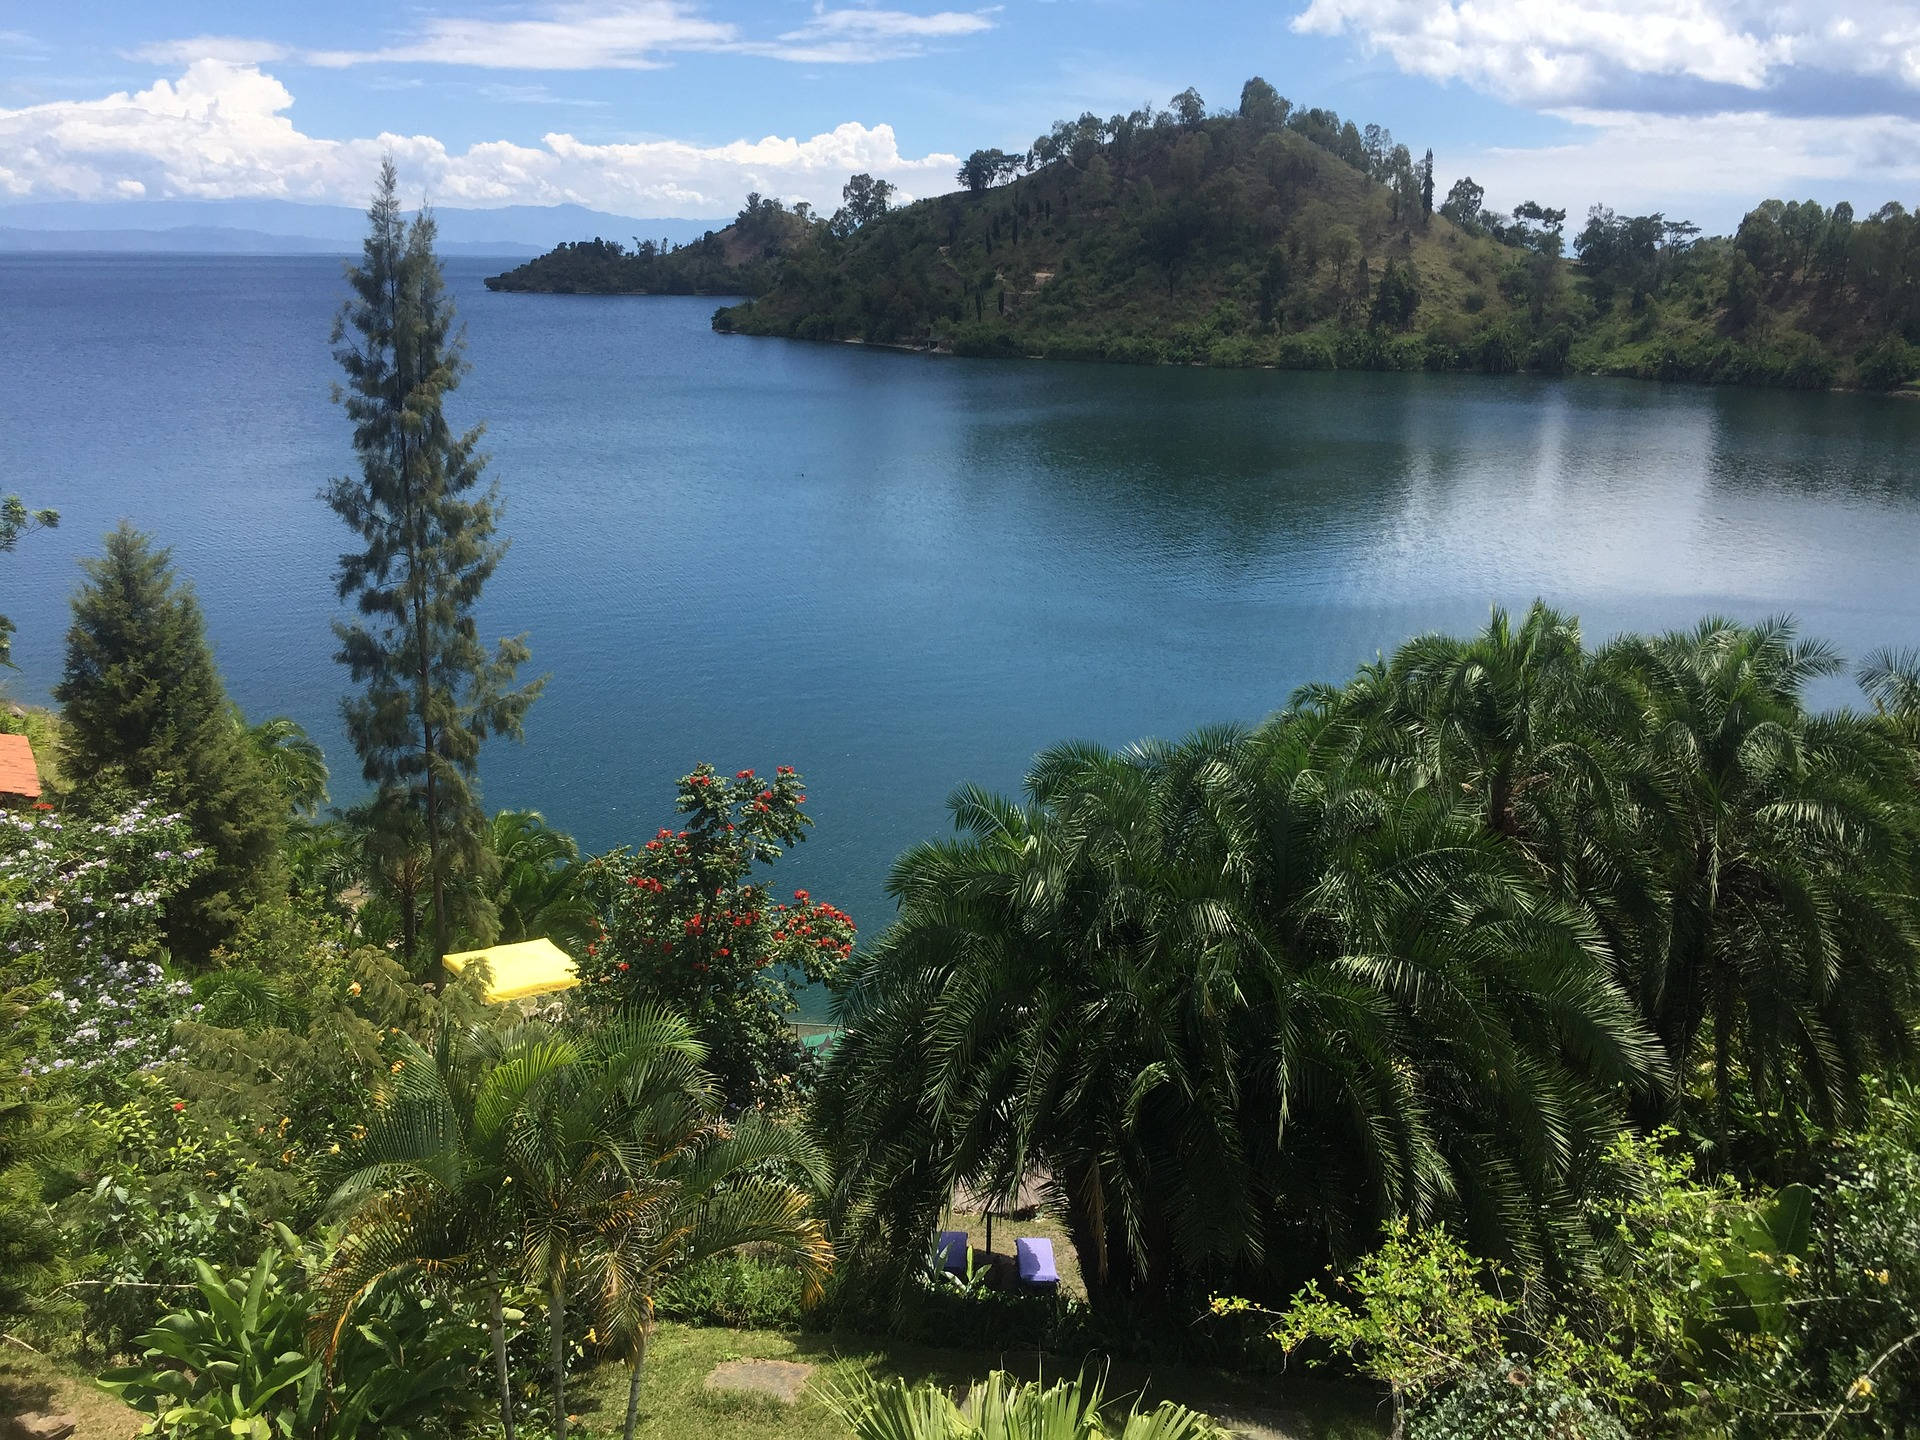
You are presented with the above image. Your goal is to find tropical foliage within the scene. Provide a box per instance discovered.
[821,606,1920,1365]
[318,1006,831,1440]
[580,763,855,1108]
[826,1368,1228,1440]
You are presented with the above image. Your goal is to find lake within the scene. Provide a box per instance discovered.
[7,252,1920,970]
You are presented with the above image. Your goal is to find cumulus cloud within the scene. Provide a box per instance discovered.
[1455,108,1920,231]
[0,59,959,214]
[1291,0,1920,108]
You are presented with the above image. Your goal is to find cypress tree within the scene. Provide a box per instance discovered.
[327,160,544,965]
[55,523,285,955]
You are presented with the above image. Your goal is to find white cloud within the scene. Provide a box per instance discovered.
[1291,0,1920,106]
[306,2,732,71]
[756,5,1000,63]
[1455,108,1920,230]
[0,59,959,215]
[128,36,293,66]
[152,2,999,73]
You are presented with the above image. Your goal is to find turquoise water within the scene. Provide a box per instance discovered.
[7,252,1920,954]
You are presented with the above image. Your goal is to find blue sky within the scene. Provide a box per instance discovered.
[3,1,1918,232]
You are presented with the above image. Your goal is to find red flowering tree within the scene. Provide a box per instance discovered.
[578,763,855,1108]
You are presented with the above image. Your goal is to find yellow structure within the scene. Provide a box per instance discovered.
[441,937,580,1004]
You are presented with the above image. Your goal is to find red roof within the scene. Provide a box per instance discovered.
[0,734,42,800]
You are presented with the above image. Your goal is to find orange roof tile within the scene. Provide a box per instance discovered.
[0,734,42,800]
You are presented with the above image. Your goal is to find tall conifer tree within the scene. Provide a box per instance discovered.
[327,160,543,964]
[55,523,285,955]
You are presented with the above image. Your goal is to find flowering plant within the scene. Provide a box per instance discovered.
[0,797,209,1090]
[579,763,856,1108]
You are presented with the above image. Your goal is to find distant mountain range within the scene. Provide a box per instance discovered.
[0,200,729,256]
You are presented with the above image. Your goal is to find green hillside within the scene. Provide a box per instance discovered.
[482,195,811,295]
[707,82,1920,391]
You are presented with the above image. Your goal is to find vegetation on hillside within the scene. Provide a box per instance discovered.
[692,81,1916,390]
[482,195,814,296]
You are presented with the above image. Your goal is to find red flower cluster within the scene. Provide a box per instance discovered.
[736,769,755,780]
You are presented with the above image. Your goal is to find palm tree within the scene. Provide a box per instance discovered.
[326,1008,829,1440]
[821,723,1661,1307]
[584,1091,831,1440]
[1861,646,1920,746]
[485,809,594,950]
[318,1016,536,1440]
[1600,617,1920,1127]
[243,713,331,818]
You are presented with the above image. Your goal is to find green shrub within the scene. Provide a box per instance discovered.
[655,1254,807,1329]
[1412,1358,1627,1440]
[827,1367,1228,1440]
[102,1232,482,1440]
[1206,336,1259,368]
[1853,336,1917,390]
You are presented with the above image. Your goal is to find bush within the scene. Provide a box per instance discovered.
[655,1254,807,1329]
[1102,335,1166,365]
[1206,336,1260,368]
[1413,1358,1628,1440]
[950,323,1024,358]
[101,1231,483,1440]
[1853,336,1917,391]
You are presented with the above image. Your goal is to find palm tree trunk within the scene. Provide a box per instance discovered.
[487,1283,517,1440]
[549,1263,568,1440]
[621,1331,649,1440]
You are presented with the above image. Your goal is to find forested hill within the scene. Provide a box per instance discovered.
[482,198,811,295]
[705,80,1920,392]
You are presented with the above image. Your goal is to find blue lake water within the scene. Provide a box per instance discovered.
[7,252,1920,972]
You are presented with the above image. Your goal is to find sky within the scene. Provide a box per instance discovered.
[2,1,1918,234]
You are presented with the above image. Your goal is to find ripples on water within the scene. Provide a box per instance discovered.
[6,253,1919,945]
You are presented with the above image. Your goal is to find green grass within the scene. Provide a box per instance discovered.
[0,1346,142,1440]
[567,1322,1387,1440]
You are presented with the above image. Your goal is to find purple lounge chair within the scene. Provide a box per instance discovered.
[937,1230,969,1273]
[1016,1237,1059,1288]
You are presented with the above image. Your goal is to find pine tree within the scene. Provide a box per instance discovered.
[55,523,286,956]
[327,160,544,965]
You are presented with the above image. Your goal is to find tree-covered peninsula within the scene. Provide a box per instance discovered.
[482,195,813,296]
[522,78,1920,392]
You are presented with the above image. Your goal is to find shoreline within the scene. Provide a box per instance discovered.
[703,324,1920,399]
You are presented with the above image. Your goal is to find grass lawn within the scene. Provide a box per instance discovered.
[569,1322,1388,1440]
[0,1345,140,1440]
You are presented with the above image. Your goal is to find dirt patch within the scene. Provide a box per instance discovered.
[703,1359,814,1405]
[0,1352,140,1440]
